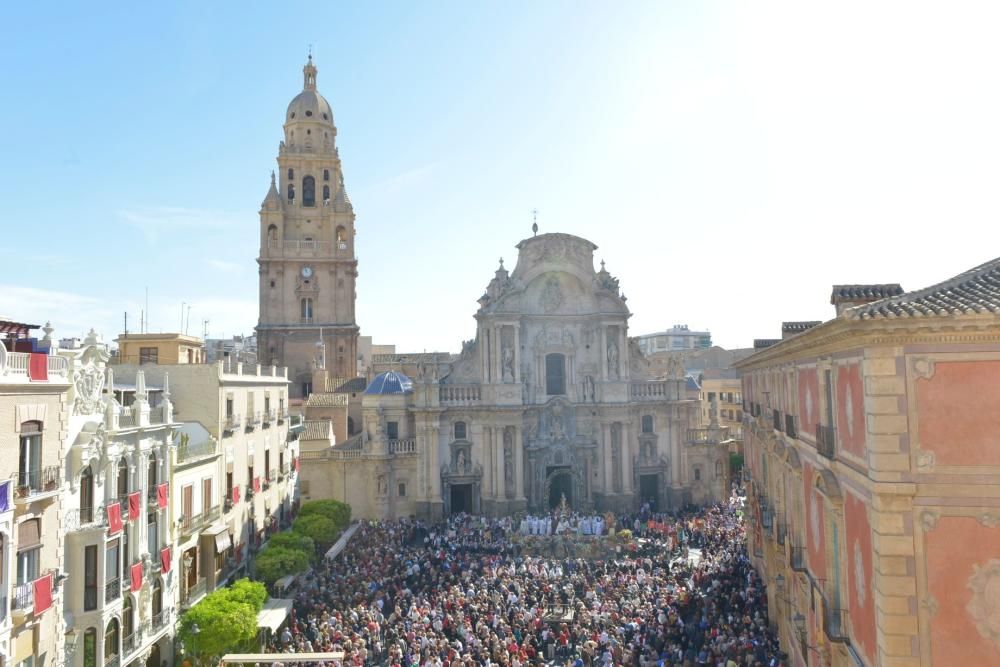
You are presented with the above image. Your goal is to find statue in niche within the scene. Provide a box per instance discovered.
[457,449,466,472]
[607,338,620,380]
[643,441,653,461]
[502,344,515,383]
[584,375,595,402]
[377,474,387,495]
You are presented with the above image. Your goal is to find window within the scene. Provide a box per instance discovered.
[323,184,330,201]
[302,176,316,207]
[641,415,654,434]
[716,461,724,478]
[122,595,134,645]
[287,184,295,200]
[694,467,701,481]
[139,347,158,364]
[226,397,234,418]
[267,224,278,243]
[707,392,716,401]
[301,298,313,321]
[545,353,566,396]
[323,169,330,181]
[264,395,271,415]
[454,421,467,440]
[264,450,271,479]
[117,457,129,498]
[83,627,97,667]
[104,618,120,662]
[84,545,98,611]
[398,483,406,497]
[202,478,212,513]
[152,579,162,617]
[387,421,399,440]
[182,484,193,525]
[147,512,158,552]
[347,416,355,435]
[16,519,41,586]
[147,454,157,489]
[287,168,294,180]
[80,465,94,523]
[18,422,42,492]
[106,539,120,592]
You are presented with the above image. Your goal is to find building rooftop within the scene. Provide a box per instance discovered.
[753,339,781,349]
[848,257,1000,320]
[305,392,349,407]
[364,370,413,395]
[830,284,904,303]
[781,321,822,333]
[333,377,367,394]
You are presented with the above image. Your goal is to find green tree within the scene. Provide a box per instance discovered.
[178,594,257,665]
[298,499,351,530]
[255,546,310,587]
[293,513,340,547]
[224,578,268,612]
[267,531,316,558]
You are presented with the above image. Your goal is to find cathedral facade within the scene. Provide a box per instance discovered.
[256,57,359,398]
[299,232,730,519]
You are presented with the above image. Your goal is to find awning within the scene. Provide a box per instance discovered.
[256,597,293,632]
[274,575,296,592]
[202,525,231,553]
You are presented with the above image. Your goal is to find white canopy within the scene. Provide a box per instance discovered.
[324,522,360,560]
[257,597,293,632]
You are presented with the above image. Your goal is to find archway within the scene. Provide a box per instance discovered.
[546,467,573,509]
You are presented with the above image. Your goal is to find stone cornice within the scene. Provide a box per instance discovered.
[735,314,1000,370]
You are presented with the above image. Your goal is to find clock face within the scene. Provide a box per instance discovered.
[301,266,313,279]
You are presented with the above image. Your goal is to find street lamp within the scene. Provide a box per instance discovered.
[191,623,200,667]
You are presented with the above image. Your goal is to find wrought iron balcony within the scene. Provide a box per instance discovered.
[785,414,798,439]
[14,465,61,502]
[823,600,850,643]
[105,577,121,603]
[790,546,807,572]
[11,582,32,612]
[182,577,207,607]
[223,414,241,437]
[772,409,783,432]
[816,424,837,459]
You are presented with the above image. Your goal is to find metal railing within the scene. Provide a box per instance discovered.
[150,610,167,631]
[223,413,241,436]
[14,466,61,500]
[106,577,121,603]
[183,578,207,606]
[177,438,218,463]
[67,505,107,531]
[790,546,807,572]
[816,424,837,459]
[180,505,221,534]
[823,600,850,643]
[11,582,32,611]
[104,656,120,667]
[123,631,139,655]
[785,414,798,439]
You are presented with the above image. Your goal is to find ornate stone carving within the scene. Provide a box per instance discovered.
[920,509,940,531]
[583,375,596,402]
[967,559,1000,649]
[607,335,620,380]
[503,427,514,499]
[73,338,109,416]
[911,356,936,381]
[540,277,564,313]
[916,449,936,471]
[853,539,868,608]
[501,332,515,383]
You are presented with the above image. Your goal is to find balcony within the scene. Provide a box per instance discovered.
[823,600,850,643]
[66,506,107,532]
[104,656,120,667]
[223,414,241,437]
[179,505,221,536]
[11,582,32,613]
[105,577,121,603]
[182,578,207,607]
[629,380,673,400]
[777,523,787,546]
[150,610,168,632]
[263,409,276,428]
[14,465,61,503]
[389,438,417,455]
[440,385,481,406]
[816,424,837,459]
[176,437,219,463]
[772,409,782,432]
[785,414,798,439]
[245,412,261,433]
[0,351,70,383]
[123,631,139,656]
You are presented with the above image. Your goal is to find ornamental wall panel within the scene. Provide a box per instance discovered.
[836,362,867,460]
[797,367,820,442]
[845,490,876,665]
[803,462,826,577]
[915,359,1000,467]
[924,516,1000,665]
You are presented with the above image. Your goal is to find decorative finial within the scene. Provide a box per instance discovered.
[499,257,504,268]
[308,44,313,60]
[270,171,276,185]
[600,260,606,270]
[532,209,538,236]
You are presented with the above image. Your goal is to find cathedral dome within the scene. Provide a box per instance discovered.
[285,55,334,125]
[364,370,413,395]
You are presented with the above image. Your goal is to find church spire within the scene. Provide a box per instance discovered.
[303,53,317,91]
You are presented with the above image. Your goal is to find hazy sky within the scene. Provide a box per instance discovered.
[3,1,1000,352]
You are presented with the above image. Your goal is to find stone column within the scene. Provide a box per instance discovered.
[493,325,502,383]
[514,426,525,502]
[621,328,630,381]
[429,425,442,502]
[623,422,634,493]
[600,327,608,381]
[602,422,613,493]
[495,426,504,499]
[513,325,521,383]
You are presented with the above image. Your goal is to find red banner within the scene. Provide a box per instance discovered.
[131,562,143,592]
[128,491,142,522]
[33,573,53,615]
[253,477,261,493]
[107,502,123,535]
[160,547,171,573]
[294,457,300,471]
[28,353,48,381]
[157,483,168,509]
[232,486,240,504]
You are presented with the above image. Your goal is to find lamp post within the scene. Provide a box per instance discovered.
[191,623,200,667]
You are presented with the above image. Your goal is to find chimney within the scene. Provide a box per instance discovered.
[831,284,904,316]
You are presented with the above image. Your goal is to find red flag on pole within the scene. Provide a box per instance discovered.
[160,547,171,573]
[232,486,240,504]
[33,573,53,615]
[128,491,142,522]
[157,483,168,509]
[253,477,261,493]
[131,562,143,592]
[107,502,123,535]
[294,457,300,471]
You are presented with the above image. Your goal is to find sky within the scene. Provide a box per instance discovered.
[2,1,1000,352]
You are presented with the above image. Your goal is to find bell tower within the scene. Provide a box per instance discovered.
[256,56,359,398]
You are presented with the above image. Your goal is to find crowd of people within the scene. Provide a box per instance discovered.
[268,490,783,667]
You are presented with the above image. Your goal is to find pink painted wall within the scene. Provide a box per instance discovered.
[845,490,876,665]
[836,363,867,459]
[797,368,820,440]
[916,360,1000,466]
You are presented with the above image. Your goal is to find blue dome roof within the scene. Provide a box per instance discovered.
[364,370,413,395]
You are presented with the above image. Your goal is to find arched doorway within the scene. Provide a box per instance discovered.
[545,468,574,509]
[145,642,161,667]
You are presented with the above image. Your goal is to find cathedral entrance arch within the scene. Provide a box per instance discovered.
[545,466,576,509]
[450,484,473,514]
